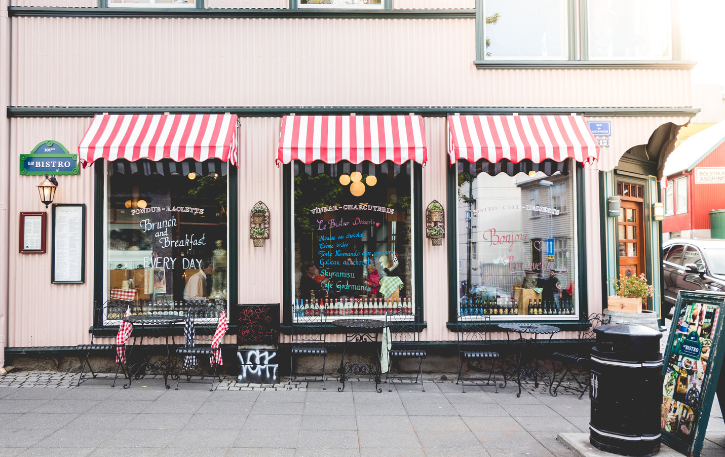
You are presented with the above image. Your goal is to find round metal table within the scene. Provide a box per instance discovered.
[333,319,384,393]
[499,323,560,397]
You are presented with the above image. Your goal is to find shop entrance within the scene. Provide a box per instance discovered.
[617,185,646,279]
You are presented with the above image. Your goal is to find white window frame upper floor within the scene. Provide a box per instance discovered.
[475,0,690,69]
[676,176,688,215]
[104,0,201,7]
[291,0,391,9]
[665,183,674,216]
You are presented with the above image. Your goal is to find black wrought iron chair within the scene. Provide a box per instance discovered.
[288,303,328,390]
[384,307,426,392]
[550,313,608,398]
[75,301,130,387]
[174,307,223,391]
[456,314,505,393]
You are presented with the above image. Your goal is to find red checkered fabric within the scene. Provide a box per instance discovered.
[116,306,133,364]
[210,311,228,366]
[110,289,136,301]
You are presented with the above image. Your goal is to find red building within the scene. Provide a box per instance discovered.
[663,120,725,239]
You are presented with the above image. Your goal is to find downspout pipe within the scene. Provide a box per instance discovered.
[0,0,10,372]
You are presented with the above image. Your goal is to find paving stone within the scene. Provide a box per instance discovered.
[300,414,357,431]
[183,412,247,430]
[359,448,426,457]
[404,403,459,416]
[103,428,180,448]
[233,428,299,448]
[141,399,205,414]
[86,400,155,414]
[19,447,96,456]
[89,447,161,457]
[168,428,240,448]
[1,413,79,431]
[242,414,302,431]
[422,446,490,457]
[453,402,509,417]
[250,401,305,415]
[296,430,359,449]
[226,448,295,457]
[357,430,422,448]
[124,413,193,430]
[158,447,233,457]
[0,429,56,448]
[0,400,48,414]
[294,448,360,457]
[355,415,414,431]
[33,427,113,448]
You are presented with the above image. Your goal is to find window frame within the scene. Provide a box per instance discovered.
[665,183,674,216]
[676,177,688,214]
[93,160,238,328]
[447,159,585,325]
[482,0,571,61]
[291,0,391,9]
[282,162,425,329]
[584,0,673,61]
[104,0,202,7]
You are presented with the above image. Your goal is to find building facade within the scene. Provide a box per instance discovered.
[0,0,698,368]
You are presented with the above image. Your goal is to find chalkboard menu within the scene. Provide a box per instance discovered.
[661,291,725,456]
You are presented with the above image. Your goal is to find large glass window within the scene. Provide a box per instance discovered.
[293,161,413,319]
[109,0,195,7]
[299,0,382,7]
[665,184,674,216]
[457,162,577,319]
[105,160,228,323]
[484,0,569,59]
[588,0,671,59]
[676,177,688,214]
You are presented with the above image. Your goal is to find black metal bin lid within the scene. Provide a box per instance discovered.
[592,324,662,362]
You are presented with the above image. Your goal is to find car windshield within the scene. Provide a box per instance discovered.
[704,248,725,275]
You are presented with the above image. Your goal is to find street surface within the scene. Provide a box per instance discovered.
[0,372,723,456]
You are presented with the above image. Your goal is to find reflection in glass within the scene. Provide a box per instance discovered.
[628,243,637,257]
[627,226,636,240]
[484,0,568,59]
[618,226,625,240]
[619,242,626,257]
[626,209,635,223]
[299,0,381,5]
[588,0,671,59]
[457,164,576,318]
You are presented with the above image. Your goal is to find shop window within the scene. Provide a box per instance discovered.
[457,163,577,319]
[105,160,228,323]
[298,0,383,7]
[588,0,672,60]
[483,0,569,59]
[293,161,413,319]
[108,0,196,7]
[665,184,674,216]
[676,177,688,214]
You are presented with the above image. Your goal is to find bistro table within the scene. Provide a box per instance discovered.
[122,314,184,389]
[333,318,384,393]
[499,323,560,397]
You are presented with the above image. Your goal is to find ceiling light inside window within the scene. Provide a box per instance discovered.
[188,172,197,180]
[365,175,377,186]
[137,200,147,209]
[339,174,351,186]
[350,171,362,183]
[350,181,365,197]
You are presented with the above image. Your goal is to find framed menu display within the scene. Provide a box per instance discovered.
[661,290,725,456]
[19,212,47,253]
[51,204,85,284]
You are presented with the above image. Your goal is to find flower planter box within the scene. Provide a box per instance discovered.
[252,213,265,224]
[429,210,443,222]
[607,296,642,313]
[252,238,265,248]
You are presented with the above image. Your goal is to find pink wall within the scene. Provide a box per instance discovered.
[10,17,692,109]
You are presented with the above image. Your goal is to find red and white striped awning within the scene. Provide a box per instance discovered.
[447,115,599,165]
[78,114,239,167]
[277,115,427,165]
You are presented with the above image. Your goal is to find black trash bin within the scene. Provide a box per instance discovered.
[589,323,663,457]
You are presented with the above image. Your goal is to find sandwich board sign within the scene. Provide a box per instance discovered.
[661,291,725,456]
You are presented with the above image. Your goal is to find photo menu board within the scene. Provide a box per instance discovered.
[662,291,725,456]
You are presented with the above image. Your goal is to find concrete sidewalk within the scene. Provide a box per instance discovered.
[0,372,723,457]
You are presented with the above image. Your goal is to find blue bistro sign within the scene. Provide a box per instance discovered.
[20,141,79,176]
[587,121,611,137]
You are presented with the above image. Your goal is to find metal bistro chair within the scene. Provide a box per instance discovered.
[456,314,505,393]
[174,306,223,391]
[289,302,328,390]
[75,301,130,387]
[384,307,426,392]
[550,313,608,399]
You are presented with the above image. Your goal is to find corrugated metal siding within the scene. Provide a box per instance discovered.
[394,0,473,8]
[8,117,96,348]
[692,143,725,229]
[590,117,692,172]
[11,17,692,109]
[9,0,95,6]
[206,0,287,8]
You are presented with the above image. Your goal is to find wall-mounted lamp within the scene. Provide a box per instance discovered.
[653,202,665,221]
[37,175,58,208]
[607,196,621,217]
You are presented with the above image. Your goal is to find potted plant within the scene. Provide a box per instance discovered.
[427,226,445,246]
[429,202,444,222]
[251,203,267,224]
[609,273,654,313]
[251,226,268,247]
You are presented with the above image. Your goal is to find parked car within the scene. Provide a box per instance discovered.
[663,239,725,317]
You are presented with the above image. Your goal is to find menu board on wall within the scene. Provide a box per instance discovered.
[19,212,46,253]
[661,291,725,456]
[52,204,85,284]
